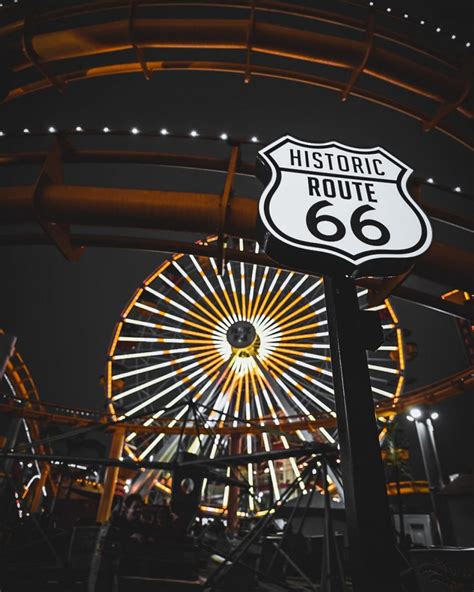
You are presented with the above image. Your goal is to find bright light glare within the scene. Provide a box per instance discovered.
[410,408,422,419]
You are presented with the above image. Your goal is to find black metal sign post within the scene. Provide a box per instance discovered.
[256,135,433,592]
[324,274,401,591]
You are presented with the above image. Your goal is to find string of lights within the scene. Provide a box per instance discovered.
[0,126,470,197]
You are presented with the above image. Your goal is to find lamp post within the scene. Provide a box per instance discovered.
[406,408,452,545]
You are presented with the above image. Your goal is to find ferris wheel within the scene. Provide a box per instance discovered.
[106,238,405,511]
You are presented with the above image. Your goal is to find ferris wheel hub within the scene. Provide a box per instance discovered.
[226,321,259,356]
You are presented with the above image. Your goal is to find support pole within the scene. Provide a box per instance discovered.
[96,428,125,524]
[324,275,401,591]
[414,417,453,545]
[227,433,241,533]
[320,456,346,592]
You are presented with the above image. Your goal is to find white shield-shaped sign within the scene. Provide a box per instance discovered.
[257,136,433,277]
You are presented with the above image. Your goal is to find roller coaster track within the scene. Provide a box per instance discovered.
[0,366,472,437]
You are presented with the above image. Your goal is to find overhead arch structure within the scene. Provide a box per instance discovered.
[0,0,472,150]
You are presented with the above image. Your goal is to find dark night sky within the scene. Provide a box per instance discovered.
[0,0,473,479]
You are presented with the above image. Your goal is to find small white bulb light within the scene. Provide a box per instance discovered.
[427,177,434,183]
[75,126,83,132]
[103,126,110,133]
[48,126,56,133]
[220,133,228,140]
[410,408,422,419]
[23,128,30,134]
[0,131,4,136]
[131,127,139,135]
[190,130,199,137]
[406,415,414,422]
[160,128,169,135]
[431,412,439,420]
[436,27,441,33]
[454,186,461,192]
[251,136,258,143]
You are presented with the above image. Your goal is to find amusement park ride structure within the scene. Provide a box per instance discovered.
[0,0,472,589]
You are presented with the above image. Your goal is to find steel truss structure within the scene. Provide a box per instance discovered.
[0,330,53,513]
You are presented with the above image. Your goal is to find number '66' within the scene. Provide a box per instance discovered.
[306,200,391,246]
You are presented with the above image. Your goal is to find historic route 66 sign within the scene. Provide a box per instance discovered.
[257,136,432,278]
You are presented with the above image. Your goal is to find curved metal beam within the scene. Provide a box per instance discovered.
[1,3,472,149]
[0,183,472,292]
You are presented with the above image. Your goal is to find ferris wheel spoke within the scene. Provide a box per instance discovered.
[157,272,224,327]
[123,319,216,340]
[208,258,240,322]
[144,284,224,332]
[230,374,245,427]
[280,330,329,342]
[252,271,290,326]
[225,261,243,320]
[133,300,225,335]
[246,365,281,501]
[248,266,270,321]
[120,352,227,418]
[139,404,191,461]
[112,344,215,361]
[254,271,295,326]
[118,335,216,345]
[268,350,332,379]
[143,363,227,429]
[238,239,248,319]
[189,255,234,322]
[112,347,220,380]
[371,385,395,398]
[254,362,298,421]
[247,260,259,322]
[251,268,282,324]
[367,364,400,375]
[277,308,326,333]
[277,347,331,364]
[112,350,222,402]
[263,356,334,413]
[176,259,235,326]
[269,278,324,326]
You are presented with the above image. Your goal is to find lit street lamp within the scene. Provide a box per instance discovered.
[406,408,453,545]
